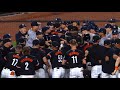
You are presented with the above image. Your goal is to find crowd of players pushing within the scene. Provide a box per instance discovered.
[0,18,120,78]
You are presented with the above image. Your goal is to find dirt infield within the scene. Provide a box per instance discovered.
[0,12,120,41]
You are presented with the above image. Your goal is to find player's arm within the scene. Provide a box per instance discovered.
[113,54,119,60]
[112,56,120,75]
[43,53,51,68]
[62,53,68,65]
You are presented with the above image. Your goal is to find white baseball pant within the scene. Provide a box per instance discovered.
[1,68,16,78]
[69,67,84,78]
[91,65,102,78]
[52,67,65,78]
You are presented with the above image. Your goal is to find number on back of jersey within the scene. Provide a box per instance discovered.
[71,56,78,63]
[12,58,18,66]
[58,55,63,62]
[25,62,29,70]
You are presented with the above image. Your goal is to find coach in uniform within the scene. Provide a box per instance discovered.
[15,24,27,45]
[26,21,39,47]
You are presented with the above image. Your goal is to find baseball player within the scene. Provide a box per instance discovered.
[109,38,120,78]
[43,41,65,78]
[1,45,23,78]
[86,35,105,78]
[16,46,39,78]
[62,39,86,78]
[31,39,50,78]
[100,39,115,78]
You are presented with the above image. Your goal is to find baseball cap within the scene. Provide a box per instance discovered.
[92,35,101,43]
[3,38,11,44]
[104,39,111,45]
[113,25,118,30]
[31,21,39,26]
[19,24,26,28]
[83,34,90,42]
[3,34,11,39]
[33,39,40,46]
[18,38,26,44]
[42,26,50,33]
[55,18,62,22]
[104,24,113,28]
[98,28,106,34]
[81,25,89,31]
[47,21,54,26]
[108,18,116,23]
[36,31,43,35]
[114,38,120,44]
[112,29,119,35]
[57,29,66,34]
[51,41,60,48]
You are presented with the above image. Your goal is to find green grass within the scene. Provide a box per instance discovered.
[12,41,16,47]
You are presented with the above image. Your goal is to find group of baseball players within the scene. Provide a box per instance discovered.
[0,18,120,78]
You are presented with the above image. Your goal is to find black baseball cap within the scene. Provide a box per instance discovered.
[81,25,89,31]
[18,38,26,44]
[108,18,116,23]
[51,41,60,48]
[3,38,11,44]
[19,24,26,28]
[112,29,119,35]
[83,34,90,42]
[42,26,50,33]
[92,35,101,43]
[57,29,66,34]
[32,39,40,46]
[3,34,11,39]
[98,28,106,34]
[31,21,39,26]
[36,31,43,35]
[104,39,111,45]
[114,38,120,44]
[104,24,113,28]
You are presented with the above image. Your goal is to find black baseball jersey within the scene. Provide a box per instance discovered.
[102,47,112,74]
[30,48,45,70]
[64,49,85,68]
[44,34,51,41]
[5,52,22,71]
[15,31,28,45]
[104,47,120,74]
[87,44,105,66]
[46,50,64,69]
[16,55,39,75]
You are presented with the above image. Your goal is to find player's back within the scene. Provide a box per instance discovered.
[48,50,63,68]
[5,52,21,71]
[65,49,84,68]
[17,55,38,75]
[30,48,45,69]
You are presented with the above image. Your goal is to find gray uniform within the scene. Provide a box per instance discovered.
[99,37,107,46]
[26,29,36,47]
